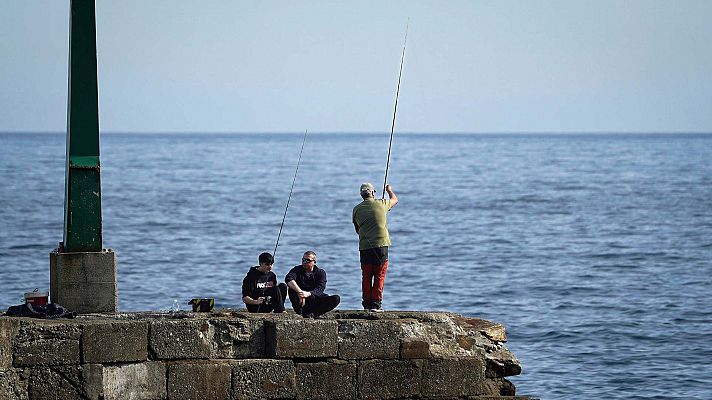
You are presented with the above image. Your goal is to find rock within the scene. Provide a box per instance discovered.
[167,362,231,400]
[265,319,338,358]
[0,368,28,400]
[359,359,421,400]
[231,359,295,399]
[454,316,508,342]
[295,361,357,399]
[400,339,431,359]
[83,321,149,363]
[99,362,166,400]
[485,347,522,378]
[27,366,84,399]
[337,320,401,360]
[150,320,212,359]
[421,357,485,397]
[13,321,81,366]
[209,317,265,358]
[0,319,19,368]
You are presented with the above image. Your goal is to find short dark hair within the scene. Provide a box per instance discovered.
[259,252,274,265]
[303,250,316,259]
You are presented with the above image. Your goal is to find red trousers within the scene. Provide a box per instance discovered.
[361,260,388,303]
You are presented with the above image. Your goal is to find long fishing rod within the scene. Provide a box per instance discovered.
[382,19,409,199]
[273,130,308,259]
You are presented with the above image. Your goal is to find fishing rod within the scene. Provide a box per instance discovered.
[382,19,409,199]
[273,130,308,259]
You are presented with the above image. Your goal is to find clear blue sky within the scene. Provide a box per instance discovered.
[2,0,711,133]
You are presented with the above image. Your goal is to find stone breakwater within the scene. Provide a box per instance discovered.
[0,310,527,400]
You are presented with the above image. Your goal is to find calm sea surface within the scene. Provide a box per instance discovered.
[1,132,711,398]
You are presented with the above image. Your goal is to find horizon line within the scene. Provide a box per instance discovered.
[2,130,712,136]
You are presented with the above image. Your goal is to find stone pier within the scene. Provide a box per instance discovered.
[0,310,531,400]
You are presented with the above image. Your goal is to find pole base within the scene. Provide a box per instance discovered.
[50,249,118,313]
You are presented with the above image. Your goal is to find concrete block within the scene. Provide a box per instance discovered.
[265,319,338,358]
[421,357,485,397]
[83,321,148,363]
[0,368,28,400]
[359,359,421,399]
[232,359,295,399]
[167,362,231,400]
[338,320,401,360]
[0,319,19,368]
[210,318,265,358]
[150,320,212,359]
[28,366,84,399]
[50,250,117,313]
[13,321,81,366]
[295,361,356,400]
[101,362,167,400]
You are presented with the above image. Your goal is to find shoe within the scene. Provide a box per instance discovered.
[303,313,316,319]
[369,307,384,313]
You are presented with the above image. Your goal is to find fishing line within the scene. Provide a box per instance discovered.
[273,130,308,259]
[382,19,409,199]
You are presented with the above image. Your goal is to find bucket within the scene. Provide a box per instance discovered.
[25,291,49,306]
[188,298,214,312]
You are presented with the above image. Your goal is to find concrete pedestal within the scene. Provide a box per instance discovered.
[49,250,118,313]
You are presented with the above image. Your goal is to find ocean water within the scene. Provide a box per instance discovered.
[1,132,711,398]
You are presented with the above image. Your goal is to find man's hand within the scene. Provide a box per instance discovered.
[385,184,398,206]
[297,290,311,306]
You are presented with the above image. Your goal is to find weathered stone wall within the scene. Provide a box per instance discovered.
[0,310,526,400]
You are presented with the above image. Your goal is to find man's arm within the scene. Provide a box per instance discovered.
[243,296,266,305]
[241,274,264,305]
[285,267,297,285]
[353,221,360,234]
[286,273,307,306]
[385,184,398,207]
[287,279,301,292]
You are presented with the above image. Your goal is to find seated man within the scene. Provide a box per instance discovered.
[285,251,340,318]
[242,252,287,313]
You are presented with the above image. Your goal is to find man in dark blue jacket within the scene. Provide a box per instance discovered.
[285,251,340,318]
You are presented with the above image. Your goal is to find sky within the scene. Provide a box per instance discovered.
[1,0,712,134]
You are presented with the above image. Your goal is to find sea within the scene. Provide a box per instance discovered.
[0,132,710,399]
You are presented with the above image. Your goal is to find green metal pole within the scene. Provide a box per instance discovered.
[63,0,102,252]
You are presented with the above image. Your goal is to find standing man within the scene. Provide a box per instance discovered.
[285,251,340,318]
[352,182,398,311]
[242,252,287,313]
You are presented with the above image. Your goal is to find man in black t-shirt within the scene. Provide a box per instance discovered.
[242,252,287,313]
[285,250,340,318]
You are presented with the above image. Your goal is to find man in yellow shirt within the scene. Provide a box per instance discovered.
[352,182,398,311]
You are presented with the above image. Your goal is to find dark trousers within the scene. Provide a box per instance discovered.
[247,283,287,313]
[288,289,340,317]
